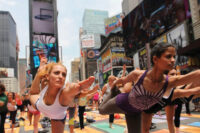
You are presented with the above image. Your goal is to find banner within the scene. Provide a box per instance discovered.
[105,13,124,35]
[102,49,112,73]
[81,34,95,48]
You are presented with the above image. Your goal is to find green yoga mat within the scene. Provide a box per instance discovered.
[91,122,124,133]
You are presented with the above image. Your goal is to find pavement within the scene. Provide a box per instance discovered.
[4,108,200,133]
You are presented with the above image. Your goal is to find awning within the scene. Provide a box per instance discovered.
[177,38,200,56]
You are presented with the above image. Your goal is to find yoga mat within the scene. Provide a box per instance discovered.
[91,122,124,133]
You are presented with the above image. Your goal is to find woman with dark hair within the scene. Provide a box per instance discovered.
[0,83,8,133]
[99,42,200,133]
[142,68,200,133]
[7,92,17,133]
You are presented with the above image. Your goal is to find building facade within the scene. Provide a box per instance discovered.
[70,58,80,82]
[189,0,200,39]
[82,9,108,48]
[18,58,27,94]
[80,9,108,80]
[0,11,18,77]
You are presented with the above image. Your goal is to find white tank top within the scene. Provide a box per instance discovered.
[36,85,68,120]
[7,103,17,111]
[103,84,111,100]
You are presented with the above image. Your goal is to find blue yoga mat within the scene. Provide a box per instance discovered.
[188,122,200,127]
[91,122,124,133]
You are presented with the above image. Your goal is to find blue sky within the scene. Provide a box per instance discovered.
[0,0,122,79]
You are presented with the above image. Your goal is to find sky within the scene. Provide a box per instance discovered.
[0,0,123,80]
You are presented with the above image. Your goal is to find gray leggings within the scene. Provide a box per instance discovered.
[99,92,141,133]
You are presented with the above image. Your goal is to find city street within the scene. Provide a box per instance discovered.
[4,108,200,133]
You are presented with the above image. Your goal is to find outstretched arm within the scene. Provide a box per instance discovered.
[172,86,200,101]
[79,84,99,98]
[86,86,99,101]
[169,70,200,89]
[112,70,143,88]
[60,76,95,106]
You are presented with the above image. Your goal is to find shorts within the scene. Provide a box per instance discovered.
[29,110,40,115]
[17,105,24,112]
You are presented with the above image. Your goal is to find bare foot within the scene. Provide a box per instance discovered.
[79,76,95,91]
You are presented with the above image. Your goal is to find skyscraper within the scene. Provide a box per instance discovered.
[0,11,19,93]
[82,9,108,48]
[83,9,108,34]
[0,11,18,78]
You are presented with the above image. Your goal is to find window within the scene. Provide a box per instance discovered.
[198,0,200,5]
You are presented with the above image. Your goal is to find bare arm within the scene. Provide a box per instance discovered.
[172,86,200,101]
[79,85,99,98]
[30,57,47,95]
[60,76,95,106]
[112,70,143,88]
[30,73,42,95]
[101,84,107,97]
[169,70,200,89]
[121,64,126,77]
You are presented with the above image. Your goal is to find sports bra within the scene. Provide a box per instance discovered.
[35,86,68,120]
[144,87,194,114]
[128,70,168,110]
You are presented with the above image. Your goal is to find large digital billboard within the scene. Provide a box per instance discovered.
[32,35,57,68]
[32,1,54,34]
[123,0,191,57]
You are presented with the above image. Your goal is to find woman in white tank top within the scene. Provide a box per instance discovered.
[29,57,95,133]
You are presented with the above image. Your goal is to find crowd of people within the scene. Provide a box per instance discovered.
[1,42,200,133]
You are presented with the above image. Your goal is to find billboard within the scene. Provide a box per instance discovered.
[0,68,14,78]
[81,34,95,48]
[167,23,189,49]
[32,35,57,68]
[32,1,54,34]
[104,13,124,35]
[167,22,189,67]
[86,49,100,60]
[123,0,191,57]
[111,47,133,66]
[138,47,148,70]
[102,49,112,73]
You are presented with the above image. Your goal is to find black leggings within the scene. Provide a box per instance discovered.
[174,103,182,128]
[78,106,85,129]
[0,112,7,133]
[99,91,141,133]
[109,114,114,123]
[10,111,17,124]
